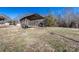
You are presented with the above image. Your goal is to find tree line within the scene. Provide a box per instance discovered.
[44,9,79,28]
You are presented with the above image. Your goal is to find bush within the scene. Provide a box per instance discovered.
[45,15,57,26]
[9,20,16,25]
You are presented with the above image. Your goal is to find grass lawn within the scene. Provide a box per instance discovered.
[0,27,79,52]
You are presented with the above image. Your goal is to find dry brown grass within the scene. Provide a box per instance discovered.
[0,27,79,52]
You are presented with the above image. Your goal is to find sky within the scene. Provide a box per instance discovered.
[0,7,79,19]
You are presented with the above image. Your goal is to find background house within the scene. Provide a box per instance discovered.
[20,14,45,28]
[0,15,11,28]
